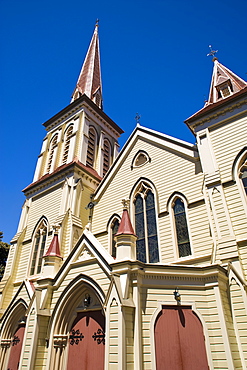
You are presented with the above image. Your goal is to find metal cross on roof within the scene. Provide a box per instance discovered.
[207,45,218,58]
[135,113,141,124]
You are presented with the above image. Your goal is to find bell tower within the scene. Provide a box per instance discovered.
[10,23,123,283]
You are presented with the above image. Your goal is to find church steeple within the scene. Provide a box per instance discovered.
[207,58,247,105]
[71,21,103,108]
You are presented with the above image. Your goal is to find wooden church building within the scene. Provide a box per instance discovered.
[1,23,247,370]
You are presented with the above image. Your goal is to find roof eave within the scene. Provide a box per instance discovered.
[185,86,247,127]
[43,94,124,135]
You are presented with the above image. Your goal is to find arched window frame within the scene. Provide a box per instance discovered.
[107,214,121,258]
[131,180,160,263]
[131,150,151,170]
[169,194,193,260]
[29,218,49,276]
[86,126,97,167]
[233,149,247,218]
[62,124,74,165]
[47,133,58,173]
[102,138,111,176]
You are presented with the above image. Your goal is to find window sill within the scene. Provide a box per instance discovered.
[170,253,212,266]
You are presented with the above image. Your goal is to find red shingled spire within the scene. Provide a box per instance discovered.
[71,21,103,108]
[116,209,136,236]
[44,233,62,259]
[207,58,247,105]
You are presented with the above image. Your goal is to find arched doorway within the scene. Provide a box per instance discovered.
[154,305,209,370]
[6,322,26,370]
[48,275,106,370]
[67,310,105,370]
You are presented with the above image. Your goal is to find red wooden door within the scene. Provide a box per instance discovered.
[7,324,25,370]
[67,310,105,370]
[155,305,209,370]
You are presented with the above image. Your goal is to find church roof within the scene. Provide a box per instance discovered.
[115,209,136,236]
[71,22,103,108]
[23,157,102,194]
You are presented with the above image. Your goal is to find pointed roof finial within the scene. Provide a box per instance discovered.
[135,113,141,125]
[207,45,218,61]
[71,23,103,108]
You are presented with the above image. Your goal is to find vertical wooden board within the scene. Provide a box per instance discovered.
[7,325,25,370]
[154,306,209,370]
[67,310,105,370]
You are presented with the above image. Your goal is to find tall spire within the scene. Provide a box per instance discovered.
[207,58,247,105]
[71,21,103,108]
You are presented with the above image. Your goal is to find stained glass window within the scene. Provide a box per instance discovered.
[134,184,159,263]
[240,166,247,195]
[111,219,119,258]
[86,127,97,167]
[30,220,47,275]
[173,198,191,258]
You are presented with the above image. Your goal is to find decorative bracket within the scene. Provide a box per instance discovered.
[92,328,105,345]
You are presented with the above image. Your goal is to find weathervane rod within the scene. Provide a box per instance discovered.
[207,45,218,60]
[135,113,141,124]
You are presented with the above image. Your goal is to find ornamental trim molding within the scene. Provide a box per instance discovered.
[191,99,247,129]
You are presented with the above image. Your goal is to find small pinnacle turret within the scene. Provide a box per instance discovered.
[71,22,103,108]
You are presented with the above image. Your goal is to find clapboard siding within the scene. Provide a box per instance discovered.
[26,186,63,240]
[210,116,247,182]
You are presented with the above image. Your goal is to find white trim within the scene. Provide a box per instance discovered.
[229,276,247,369]
[133,278,143,370]
[54,230,113,289]
[214,286,235,369]
[196,128,218,174]
[208,184,235,240]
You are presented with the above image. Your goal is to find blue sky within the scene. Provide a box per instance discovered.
[1,0,247,242]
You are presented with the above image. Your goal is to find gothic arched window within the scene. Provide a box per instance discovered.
[111,219,120,258]
[134,183,159,263]
[47,134,58,173]
[30,219,47,275]
[103,139,111,176]
[62,125,74,164]
[173,198,191,258]
[86,126,97,167]
[239,163,247,195]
